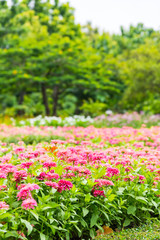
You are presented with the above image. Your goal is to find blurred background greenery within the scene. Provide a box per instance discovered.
[0,0,160,118]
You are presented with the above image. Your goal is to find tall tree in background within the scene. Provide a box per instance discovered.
[120,37,160,112]
[0,0,159,116]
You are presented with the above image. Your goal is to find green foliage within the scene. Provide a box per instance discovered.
[142,94,160,114]
[0,1,159,115]
[96,220,160,240]
[120,37,160,112]
[58,95,77,117]
[0,134,65,144]
[80,99,108,117]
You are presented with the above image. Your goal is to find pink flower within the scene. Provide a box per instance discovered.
[57,180,73,192]
[0,185,7,191]
[72,166,91,175]
[106,167,120,177]
[124,175,136,181]
[95,179,114,187]
[64,166,73,171]
[17,184,26,190]
[21,198,37,210]
[125,166,133,172]
[13,170,27,182]
[37,172,47,180]
[0,173,7,179]
[153,181,158,185]
[21,183,40,191]
[93,190,105,197]
[154,177,160,181]
[62,173,75,178]
[17,189,32,201]
[51,140,65,144]
[17,183,40,200]
[46,173,59,180]
[138,175,145,181]
[2,164,16,174]
[14,147,25,154]
[83,168,92,175]
[45,181,58,188]
[0,201,9,210]
[43,161,57,168]
[20,161,33,169]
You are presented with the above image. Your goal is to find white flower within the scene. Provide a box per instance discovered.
[105,110,113,115]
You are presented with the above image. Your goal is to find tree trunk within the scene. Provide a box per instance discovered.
[41,83,50,115]
[52,85,59,116]
[19,91,25,105]
[18,90,25,115]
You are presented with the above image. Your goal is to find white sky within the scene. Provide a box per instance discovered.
[62,0,160,33]
[7,0,160,33]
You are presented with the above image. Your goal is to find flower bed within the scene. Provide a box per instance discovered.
[0,125,160,239]
[10,112,160,128]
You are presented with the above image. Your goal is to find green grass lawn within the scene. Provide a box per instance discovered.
[96,220,160,240]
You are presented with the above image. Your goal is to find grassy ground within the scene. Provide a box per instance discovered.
[96,220,160,240]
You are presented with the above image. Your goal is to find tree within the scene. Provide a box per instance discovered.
[120,38,160,112]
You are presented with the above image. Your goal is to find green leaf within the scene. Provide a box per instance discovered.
[136,196,148,205]
[101,210,109,221]
[70,198,78,202]
[81,179,87,185]
[90,229,95,238]
[90,213,99,227]
[74,224,82,234]
[117,187,125,195]
[0,229,7,233]
[82,208,89,217]
[97,167,106,178]
[30,210,39,221]
[21,219,33,235]
[0,213,13,220]
[5,231,19,238]
[54,166,64,175]
[40,232,47,240]
[135,167,141,173]
[107,189,112,195]
[41,203,59,211]
[108,194,116,202]
[141,207,154,212]
[127,206,136,215]
[151,200,158,209]
[49,225,56,235]
[65,232,70,240]
[123,218,131,227]
[80,218,87,227]
[85,193,91,202]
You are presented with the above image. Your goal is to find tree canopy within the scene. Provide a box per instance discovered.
[0,0,159,116]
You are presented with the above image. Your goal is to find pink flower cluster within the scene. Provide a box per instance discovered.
[57,180,73,193]
[16,183,39,209]
[1,124,160,213]
[21,198,37,210]
[0,201,9,210]
[17,183,40,200]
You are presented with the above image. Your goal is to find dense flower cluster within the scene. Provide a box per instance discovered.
[11,112,160,128]
[0,125,160,238]
[14,115,94,127]
[21,198,37,210]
